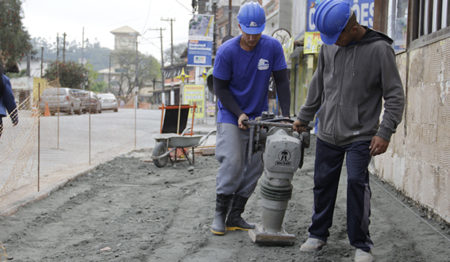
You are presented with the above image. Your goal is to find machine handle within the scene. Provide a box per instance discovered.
[243,119,293,129]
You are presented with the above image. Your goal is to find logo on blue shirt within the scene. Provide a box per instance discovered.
[257,58,269,70]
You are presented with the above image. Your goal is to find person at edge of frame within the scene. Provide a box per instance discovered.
[0,62,19,139]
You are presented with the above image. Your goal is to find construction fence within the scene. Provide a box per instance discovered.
[0,79,210,212]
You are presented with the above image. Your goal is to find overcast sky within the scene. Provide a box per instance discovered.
[22,0,195,59]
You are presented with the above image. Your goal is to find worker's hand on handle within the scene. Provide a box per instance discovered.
[292,119,310,133]
[238,113,249,130]
[369,136,389,156]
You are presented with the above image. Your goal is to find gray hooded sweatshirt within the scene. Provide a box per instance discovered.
[298,28,405,146]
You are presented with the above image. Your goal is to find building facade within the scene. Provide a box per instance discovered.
[371,0,449,223]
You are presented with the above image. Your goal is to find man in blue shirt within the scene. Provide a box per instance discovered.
[210,2,291,235]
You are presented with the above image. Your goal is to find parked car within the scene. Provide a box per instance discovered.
[98,93,119,112]
[72,90,102,114]
[39,88,82,115]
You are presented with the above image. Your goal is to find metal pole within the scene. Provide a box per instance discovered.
[160,28,165,103]
[177,80,184,134]
[161,18,175,66]
[62,32,66,63]
[38,83,41,192]
[57,87,60,149]
[149,28,166,103]
[135,39,139,92]
[213,2,217,57]
[40,47,44,78]
[56,33,59,61]
[81,27,85,66]
[170,19,174,65]
[89,92,91,165]
[134,93,137,148]
[56,34,60,149]
[228,0,232,35]
[213,2,218,122]
[108,54,111,91]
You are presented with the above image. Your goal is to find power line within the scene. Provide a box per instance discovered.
[161,18,176,65]
[147,28,167,94]
[141,0,153,34]
[175,0,192,12]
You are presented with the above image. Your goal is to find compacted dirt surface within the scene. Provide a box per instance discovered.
[0,139,449,262]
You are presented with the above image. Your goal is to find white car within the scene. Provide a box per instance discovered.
[98,93,119,112]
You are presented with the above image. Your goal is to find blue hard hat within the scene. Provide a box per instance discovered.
[313,0,352,45]
[237,2,266,34]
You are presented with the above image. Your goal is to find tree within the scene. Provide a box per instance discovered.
[163,43,187,66]
[90,81,107,93]
[0,0,32,69]
[110,50,160,101]
[85,63,107,93]
[44,61,88,89]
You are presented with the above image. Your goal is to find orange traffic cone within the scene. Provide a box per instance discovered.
[44,102,50,116]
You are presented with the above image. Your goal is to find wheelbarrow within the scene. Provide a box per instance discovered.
[151,130,216,168]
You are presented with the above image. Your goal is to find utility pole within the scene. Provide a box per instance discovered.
[149,28,166,104]
[212,2,217,56]
[135,40,139,92]
[82,27,85,89]
[161,18,175,65]
[56,34,60,85]
[62,32,67,63]
[81,27,85,65]
[159,28,165,102]
[228,0,232,36]
[40,47,44,78]
[56,33,59,61]
[108,54,111,91]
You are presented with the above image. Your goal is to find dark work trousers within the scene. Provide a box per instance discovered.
[309,138,373,252]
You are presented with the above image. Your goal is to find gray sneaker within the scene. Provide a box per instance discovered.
[354,249,374,262]
[299,238,326,252]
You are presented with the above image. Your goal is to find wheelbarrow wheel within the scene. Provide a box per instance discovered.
[152,142,169,168]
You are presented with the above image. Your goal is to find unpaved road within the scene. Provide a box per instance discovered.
[0,139,449,262]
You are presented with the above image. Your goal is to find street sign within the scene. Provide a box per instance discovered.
[188,15,214,67]
[183,85,205,119]
[187,40,213,67]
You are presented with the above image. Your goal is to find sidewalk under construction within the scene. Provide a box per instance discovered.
[0,138,448,261]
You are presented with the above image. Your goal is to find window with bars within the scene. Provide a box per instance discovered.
[411,0,449,41]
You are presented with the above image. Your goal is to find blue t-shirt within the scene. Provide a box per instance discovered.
[213,35,287,124]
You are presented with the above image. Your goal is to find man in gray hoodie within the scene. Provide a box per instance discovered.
[293,1,404,262]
